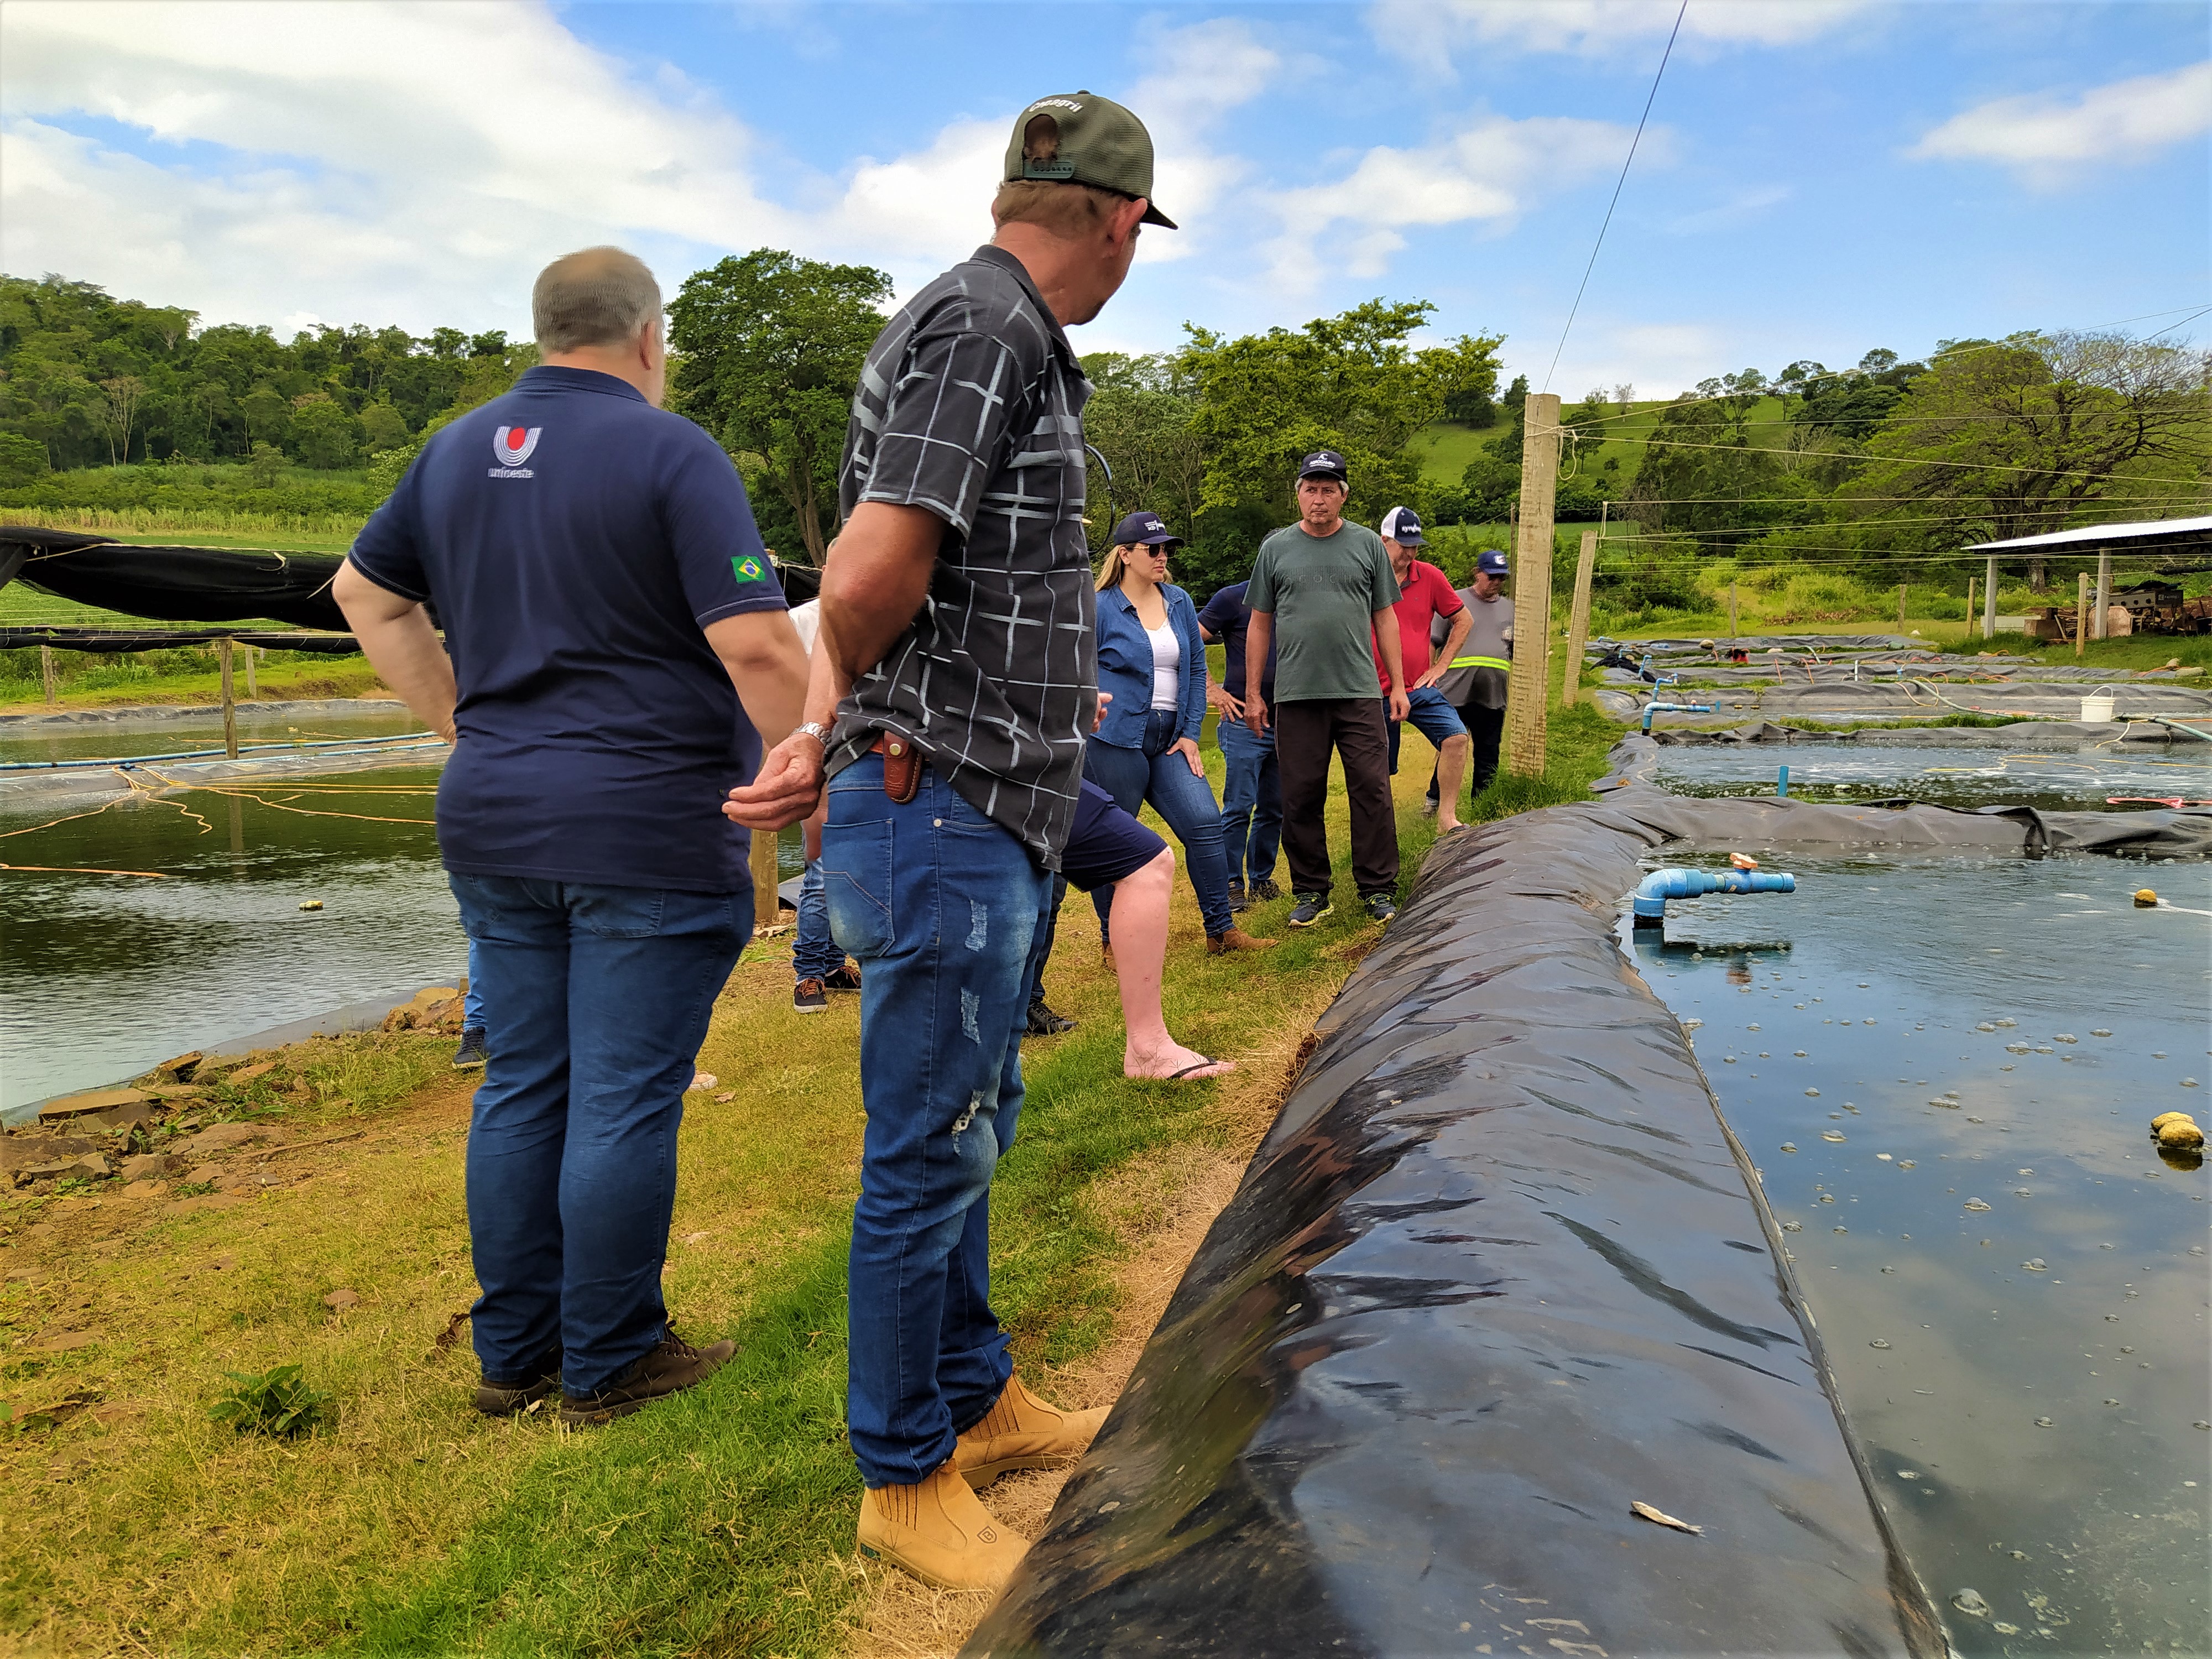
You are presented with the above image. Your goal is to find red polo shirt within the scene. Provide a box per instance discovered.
[1373,559,1464,691]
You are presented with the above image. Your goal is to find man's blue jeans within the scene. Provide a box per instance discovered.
[1215,714,1281,885]
[462,940,485,1032]
[1083,709,1234,938]
[793,858,844,983]
[448,872,748,1396]
[822,755,1047,1488]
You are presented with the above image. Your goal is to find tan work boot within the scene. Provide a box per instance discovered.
[857,1458,1030,1592]
[954,1374,1108,1488]
[1206,926,1277,954]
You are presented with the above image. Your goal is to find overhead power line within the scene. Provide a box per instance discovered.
[1541,0,1686,395]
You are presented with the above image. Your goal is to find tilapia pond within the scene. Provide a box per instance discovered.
[1651,741,2212,813]
[1635,855,2209,1656]
[1,762,804,1118]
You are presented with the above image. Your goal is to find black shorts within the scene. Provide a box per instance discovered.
[1061,779,1166,893]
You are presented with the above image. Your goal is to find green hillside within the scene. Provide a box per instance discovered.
[1413,395,1798,504]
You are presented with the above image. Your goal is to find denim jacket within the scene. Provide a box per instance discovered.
[1093,583,1208,749]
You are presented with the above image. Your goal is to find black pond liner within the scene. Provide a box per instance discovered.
[966,788,2211,1659]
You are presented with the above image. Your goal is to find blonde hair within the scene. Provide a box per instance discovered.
[1095,544,1135,591]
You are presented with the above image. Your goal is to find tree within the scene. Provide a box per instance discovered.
[1842,331,2211,586]
[668,249,893,565]
[247,441,290,487]
[0,431,50,486]
[289,393,359,468]
[358,400,409,453]
[98,375,147,466]
[1187,300,1500,525]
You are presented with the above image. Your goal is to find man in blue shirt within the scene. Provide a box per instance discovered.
[335,246,806,1428]
[1197,577,1282,907]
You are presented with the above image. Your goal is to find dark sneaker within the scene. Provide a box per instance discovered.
[557,1329,737,1426]
[1250,876,1282,903]
[793,977,829,1013]
[1364,893,1399,924]
[1421,794,1439,816]
[474,1350,560,1417]
[1026,998,1077,1037]
[1226,878,1250,912]
[451,1029,489,1070]
[823,963,863,992]
[1286,895,1332,929]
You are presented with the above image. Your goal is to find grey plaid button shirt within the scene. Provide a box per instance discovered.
[827,245,1097,871]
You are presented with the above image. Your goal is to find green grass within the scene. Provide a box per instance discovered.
[6,687,1597,1655]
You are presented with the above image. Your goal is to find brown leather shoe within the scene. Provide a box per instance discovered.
[857,1457,1030,1592]
[1101,941,1117,974]
[557,1328,735,1426]
[953,1374,1108,1488]
[1206,926,1277,954]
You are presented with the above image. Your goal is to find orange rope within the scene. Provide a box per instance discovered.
[0,862,166,878]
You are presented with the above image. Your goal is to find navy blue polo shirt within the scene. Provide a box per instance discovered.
[1197,580,1276,705]
[348,366,787,893]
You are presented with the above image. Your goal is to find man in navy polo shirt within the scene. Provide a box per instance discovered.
[335,246,806,1428]
[1197,575,1282,907]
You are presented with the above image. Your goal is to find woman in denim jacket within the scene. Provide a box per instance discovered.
[1087,512,1275,956]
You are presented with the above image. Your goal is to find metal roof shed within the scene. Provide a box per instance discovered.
[1961,515,2212,640]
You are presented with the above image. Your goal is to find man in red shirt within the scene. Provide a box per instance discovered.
[1374,507,1474,834]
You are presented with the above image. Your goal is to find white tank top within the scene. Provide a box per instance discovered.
[1146,621,1181,711]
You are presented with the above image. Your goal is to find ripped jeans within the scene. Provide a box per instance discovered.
[821,753,1048,1488]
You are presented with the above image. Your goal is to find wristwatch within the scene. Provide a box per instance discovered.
[794,721,833,748]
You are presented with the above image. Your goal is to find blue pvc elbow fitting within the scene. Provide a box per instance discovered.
[1631,867,1796,928]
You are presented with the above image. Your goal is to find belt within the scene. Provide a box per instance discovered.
[869,732,922,804]
[1450,655,1510,671]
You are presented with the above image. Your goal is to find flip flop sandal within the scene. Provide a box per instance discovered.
[1168,1058,1224,1079]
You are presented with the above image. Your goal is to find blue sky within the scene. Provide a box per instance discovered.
[2,1,2205,396]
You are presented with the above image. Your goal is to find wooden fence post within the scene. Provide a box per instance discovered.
[2077,571,2089,660]
[243,645,258,698]
[1505,393,1561,776]
[217,638,239,759]
[2094,549,2111,640]
[1561,529,1599,707]
[1982,556,1998,641]
[750,828,780,932]
[1727,582,1738,639]
[1896,583,1907,633]
[40,644,58,708]
[1965,576,1976,646]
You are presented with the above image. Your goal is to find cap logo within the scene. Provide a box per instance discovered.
[1026,98,1084,114]
[493,426,540,468]
[1024,160,1076,180]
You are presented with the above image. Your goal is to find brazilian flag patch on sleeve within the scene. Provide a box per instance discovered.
[732,555,766,583]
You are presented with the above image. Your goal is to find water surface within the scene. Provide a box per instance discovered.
[1635,857,2210,1656]
[1653,744,2212,812]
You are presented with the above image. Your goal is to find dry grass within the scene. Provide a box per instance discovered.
[845,979,1332,1659]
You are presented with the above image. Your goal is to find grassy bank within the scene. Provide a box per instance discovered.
[0,679,1614,1657]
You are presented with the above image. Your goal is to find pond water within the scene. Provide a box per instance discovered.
[0,765,804,1118]
[1652,743,2212,813]
[0,708,430,767]
[1632,858,2210,1657]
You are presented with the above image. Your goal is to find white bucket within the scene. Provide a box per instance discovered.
[2081,692,2115,723]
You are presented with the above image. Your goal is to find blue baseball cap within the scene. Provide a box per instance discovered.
[1476,548,1510,576]
[1297,450,1348,483]
[1380,506,1426,547]
[1110,509,1181,546]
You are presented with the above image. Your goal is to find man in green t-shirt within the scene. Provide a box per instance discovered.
[1242,451,1409,926]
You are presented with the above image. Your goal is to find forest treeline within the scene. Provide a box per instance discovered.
[3,263,2205,604]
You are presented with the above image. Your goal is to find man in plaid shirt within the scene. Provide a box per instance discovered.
[727,90,1171,1594]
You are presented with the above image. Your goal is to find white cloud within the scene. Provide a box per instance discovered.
[1260,114,1652,293]
[0,0,794,332]
[1666,184,1792,236]
[1910,61,2212,184]
[1369,0,1871,66]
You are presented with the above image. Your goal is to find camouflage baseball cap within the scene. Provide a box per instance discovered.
[1005,91,1176,228]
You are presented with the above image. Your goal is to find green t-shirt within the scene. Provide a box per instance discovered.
[1244,521,1402,702]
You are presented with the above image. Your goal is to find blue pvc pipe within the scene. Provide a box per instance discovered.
[1777,763,1790,797]
[1641,700,1715,732]
[1631,866,1795,928]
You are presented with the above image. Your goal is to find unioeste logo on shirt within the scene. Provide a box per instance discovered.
[489,426,541,478]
